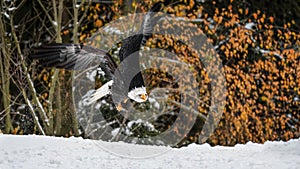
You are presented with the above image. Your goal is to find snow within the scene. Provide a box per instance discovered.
[245,22,256,30]
[257,47,284,60]
[97,67,105,76]
[0,135,299,169]
[3,12,10,19]
[103,26,124,35]
[8,7,17,11]
[17,104,26,111]
[52,21,58,26]
[85,69,97,82]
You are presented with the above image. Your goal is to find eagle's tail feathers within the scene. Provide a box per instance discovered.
[86,80,113,104]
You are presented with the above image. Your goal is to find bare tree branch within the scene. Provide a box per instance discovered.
[9,9,49,134]
[37,0,55,28]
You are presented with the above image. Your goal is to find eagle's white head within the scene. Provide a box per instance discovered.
[128,86,148,103]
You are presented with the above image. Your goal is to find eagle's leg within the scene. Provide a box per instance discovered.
[116,98,130,111]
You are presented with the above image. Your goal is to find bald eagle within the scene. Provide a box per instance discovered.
[31,2,165,110]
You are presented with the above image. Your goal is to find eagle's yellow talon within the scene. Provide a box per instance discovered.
[117,103,123,111]
[124,98,129,103]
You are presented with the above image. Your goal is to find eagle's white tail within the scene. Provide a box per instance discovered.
[86,80,113,104]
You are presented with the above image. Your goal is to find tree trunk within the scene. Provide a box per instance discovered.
[0,10,13,134]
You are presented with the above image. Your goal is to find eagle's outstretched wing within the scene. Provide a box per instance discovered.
[31,2,165,74]
[31,43,117,79]
[141,1,164,46]
[31,1,166,105]
[119,1,164,62]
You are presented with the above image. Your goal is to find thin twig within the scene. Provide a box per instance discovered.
[37,0,55,27]
[9,10,49,134]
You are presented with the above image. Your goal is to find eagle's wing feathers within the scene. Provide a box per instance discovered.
[32,44,117,79]
[31,1,167,104]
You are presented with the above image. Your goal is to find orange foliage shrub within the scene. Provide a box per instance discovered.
[63,0,299,146]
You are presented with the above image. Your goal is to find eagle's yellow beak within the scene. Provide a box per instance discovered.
[140,93,148,101]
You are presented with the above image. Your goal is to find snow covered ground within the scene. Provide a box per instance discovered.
[0,135,299,169]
